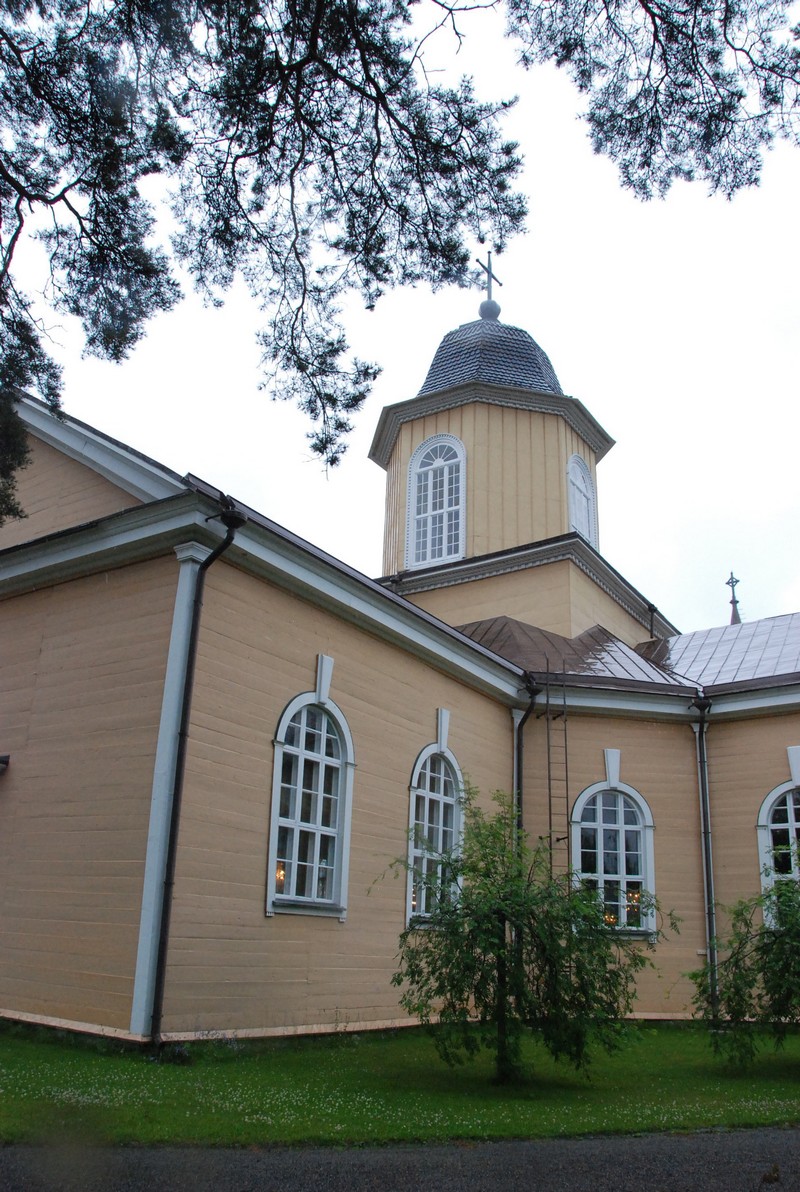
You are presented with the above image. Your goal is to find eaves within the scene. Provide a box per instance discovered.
[703,677,800,720]
[369,381,615,469]
[1,488,527,706]
[16,393,186,503]
[383,532,678,640]
[537,679,701,721]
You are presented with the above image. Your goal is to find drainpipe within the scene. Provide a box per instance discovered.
[150,500,247,1045]
[512,675,540,833]
[691,693,718,1018]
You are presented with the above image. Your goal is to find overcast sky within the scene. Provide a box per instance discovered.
[29,12,800,637]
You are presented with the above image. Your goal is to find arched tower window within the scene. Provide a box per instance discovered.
[406,435,465,569]
[567,454,598,548]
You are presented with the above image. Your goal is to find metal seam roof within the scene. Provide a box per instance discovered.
[636,613,800,686]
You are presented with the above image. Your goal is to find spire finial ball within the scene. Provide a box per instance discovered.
[479,298,501,321]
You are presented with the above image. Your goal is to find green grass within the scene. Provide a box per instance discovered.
[0,1022,798,1146]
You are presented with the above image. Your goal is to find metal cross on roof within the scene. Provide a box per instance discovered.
[475,251,503,301]
[726,571,742,625]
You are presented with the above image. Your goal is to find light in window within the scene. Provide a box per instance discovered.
[576,792,646,929]
[275,705,343,903]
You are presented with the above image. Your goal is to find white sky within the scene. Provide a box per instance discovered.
[27,12,800,636]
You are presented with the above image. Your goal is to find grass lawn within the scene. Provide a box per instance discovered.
[0,1022,798,1146]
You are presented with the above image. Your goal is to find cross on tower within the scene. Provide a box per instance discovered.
[476,251,503,302]
[726,571,742,626]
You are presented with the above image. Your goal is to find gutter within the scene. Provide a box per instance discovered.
[149,499,247,1045]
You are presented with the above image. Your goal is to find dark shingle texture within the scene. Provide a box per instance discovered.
[418,319,563,397]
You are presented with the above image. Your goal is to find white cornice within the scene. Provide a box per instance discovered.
[704,683,800,720]
[0,493,215,596]
[16,395,186,503]
[369,382,615,470]
[384,534,678,640]
[0,491,527,706]
[224,522,527,704]
[4,489,799,724]
[514,676,800,722]
[555,684,698,720]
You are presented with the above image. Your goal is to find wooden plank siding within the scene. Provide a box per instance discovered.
[406,559,576,633]
[566,567,655,646]
[158,560,516,1036]
[704,713,800,910]
[522,712,707,1017]
[0,557,178,1030]
[0,436,141,550]
[381,404,596,574]
[403,559,648,646]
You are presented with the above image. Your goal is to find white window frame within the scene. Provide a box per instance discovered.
[406,742,463,921]
[571,781,655,931]
[757,781,800,889]
[266,691,355,920]
[567,453,598,548]
[405,434,466,570]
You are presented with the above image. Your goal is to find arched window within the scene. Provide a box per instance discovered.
[757,783,800,886]
[571,784,655,930]
[267,673,355,919]
[407,741,462,919]
[567,454,597,548]
[406,435,465,569]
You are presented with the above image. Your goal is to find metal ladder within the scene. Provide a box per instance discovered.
[537,665,570,875]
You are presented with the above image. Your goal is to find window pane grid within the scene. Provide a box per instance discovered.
[410,754,459,916]
[412,441,462,565]
[579,793,645,927]
[769,792,800,878]
[276,705,343,902]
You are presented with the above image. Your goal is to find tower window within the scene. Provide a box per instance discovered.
[567,454,598,548]
[406,435,466,569]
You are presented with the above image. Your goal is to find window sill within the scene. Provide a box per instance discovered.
[405,553,465,572]
[267,898,347,921]
[611,926,656,940]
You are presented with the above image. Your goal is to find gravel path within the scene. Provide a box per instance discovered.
[1,1128,798,1192]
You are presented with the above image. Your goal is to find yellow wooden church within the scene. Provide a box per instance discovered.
[1,297,799,1041]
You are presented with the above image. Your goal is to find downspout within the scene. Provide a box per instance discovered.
[512,675,540,833]
[508,675,539,1054]
[150,500,247,1045]
[691,692,718,1018]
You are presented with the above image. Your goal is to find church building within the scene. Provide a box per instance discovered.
[1,296,799,1041]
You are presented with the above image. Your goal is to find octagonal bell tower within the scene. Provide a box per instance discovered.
[370,299,614,578]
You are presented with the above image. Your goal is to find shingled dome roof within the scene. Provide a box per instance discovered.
[418,305,563,397]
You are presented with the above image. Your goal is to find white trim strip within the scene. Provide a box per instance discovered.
[604,747,621,788]
[437,707,450,752]
[788,746,800,786]
[17,396,186,503]
[129,543,207,1037]
[316,654,334,705]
